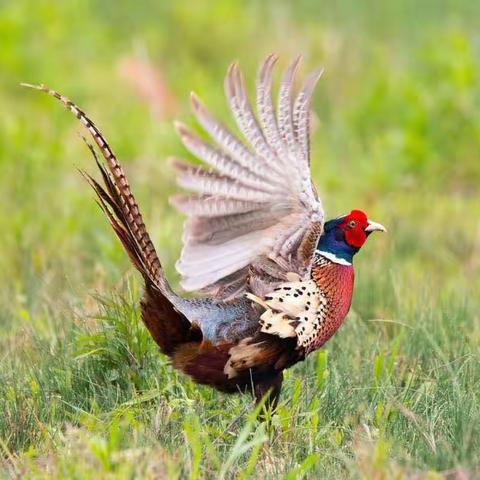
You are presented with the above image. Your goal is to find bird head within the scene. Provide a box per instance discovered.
[316,210,386,265]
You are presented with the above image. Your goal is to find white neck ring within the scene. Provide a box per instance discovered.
[316,250,352,266]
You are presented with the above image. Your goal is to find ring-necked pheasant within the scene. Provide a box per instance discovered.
[24,55,386,409]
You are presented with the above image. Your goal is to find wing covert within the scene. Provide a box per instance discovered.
[171,55,324,297]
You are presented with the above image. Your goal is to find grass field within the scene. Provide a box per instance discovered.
[1,1,480,478]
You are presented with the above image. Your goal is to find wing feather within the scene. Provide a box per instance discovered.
[183,209,284,245]
[277,56,302,157]
[175,122,277,193]
[172,159,271,202]
[225,63,283,177]
[190,93,267,179]
[170,194,263,217]
[293,67,324,168]
[256,54,290,166]
[172,55,325,297]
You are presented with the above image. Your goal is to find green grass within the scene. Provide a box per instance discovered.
[1,0,480,478]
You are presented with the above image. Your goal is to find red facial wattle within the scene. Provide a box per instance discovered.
[339,210,369,249]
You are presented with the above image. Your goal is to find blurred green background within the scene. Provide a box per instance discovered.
[1,1,479,478]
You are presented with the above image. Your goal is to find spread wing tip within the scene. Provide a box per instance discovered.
[172,54,325,298]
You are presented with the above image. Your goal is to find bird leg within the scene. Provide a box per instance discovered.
[253,371,284,412]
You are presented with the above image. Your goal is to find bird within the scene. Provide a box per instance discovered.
[23,54,386,410]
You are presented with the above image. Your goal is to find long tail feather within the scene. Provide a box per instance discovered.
[22,84,198,356]
[21,83,164,288]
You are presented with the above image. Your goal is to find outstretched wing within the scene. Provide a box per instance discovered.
[172,55,324,297]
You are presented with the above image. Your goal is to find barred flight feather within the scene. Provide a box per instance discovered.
[256,54,290,166]
[175,122,278,193]
[293,67,324,168]
[190,93,270,179]
[183,210,281,245]
[170,194,264,218]
[172,159,271,202]
[225,63,282,176]
[178,233,264,267]
[172,55,325,297]
[277,56,301,156]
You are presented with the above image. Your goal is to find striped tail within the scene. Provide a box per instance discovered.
[22,83,202,357]
[22,83,167,290]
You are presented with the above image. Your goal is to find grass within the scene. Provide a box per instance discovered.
[1,0,480,478]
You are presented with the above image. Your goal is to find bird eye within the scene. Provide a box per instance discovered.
[348,220,356,229]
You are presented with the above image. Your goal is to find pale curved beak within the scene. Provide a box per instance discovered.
[365,220,387,233]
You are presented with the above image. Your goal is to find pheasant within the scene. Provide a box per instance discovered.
[24,55,386,409]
